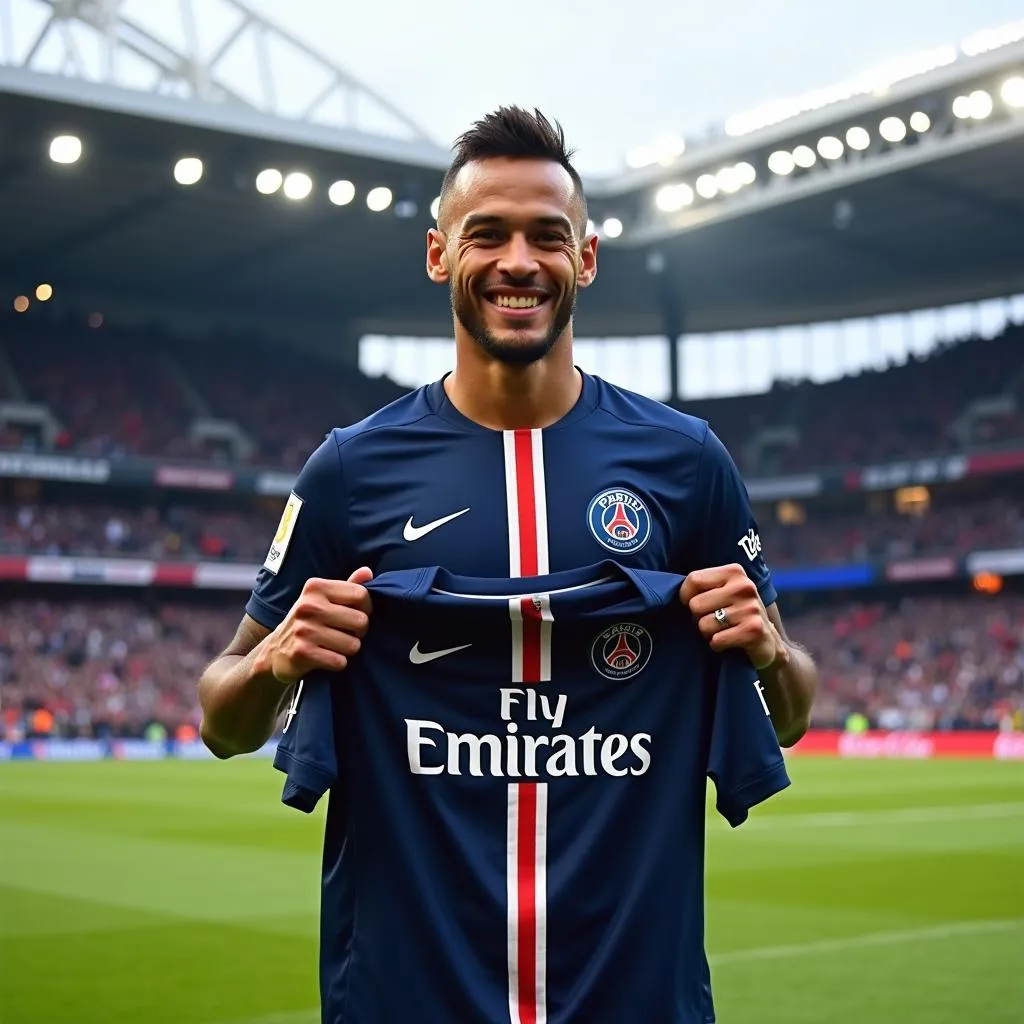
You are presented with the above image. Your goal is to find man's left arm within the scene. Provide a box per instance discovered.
[680,427,818,747]
[682,566,816,746]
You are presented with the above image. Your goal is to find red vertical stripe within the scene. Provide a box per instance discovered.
[514,430,539,577]
[521,598,542,686]
[516,781,538,1024]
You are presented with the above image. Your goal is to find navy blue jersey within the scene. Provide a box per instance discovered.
[246,372,775,631]
[270,561,789,1024]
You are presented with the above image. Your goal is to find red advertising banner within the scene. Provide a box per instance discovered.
[790,730,1024,760]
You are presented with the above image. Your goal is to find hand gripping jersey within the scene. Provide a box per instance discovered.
[274,560,790,1024]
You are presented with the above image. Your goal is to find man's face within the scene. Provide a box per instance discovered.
[427,158,597,366]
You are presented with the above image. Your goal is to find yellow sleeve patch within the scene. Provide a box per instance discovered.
[263,491,303,575]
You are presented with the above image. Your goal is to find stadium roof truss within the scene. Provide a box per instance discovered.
[0,0,436,143]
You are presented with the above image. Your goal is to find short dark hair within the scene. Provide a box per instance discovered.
[438,106,588,234]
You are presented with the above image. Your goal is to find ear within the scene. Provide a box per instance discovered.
[576,231,598,289]
[426,228,449,284]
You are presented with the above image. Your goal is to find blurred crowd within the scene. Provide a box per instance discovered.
[2,492,1020,566]
[1,592,1020,740]
[797,594,1024,731]
[2,318,1021,474]
[0,502,278,562]
[760,495,1024,566]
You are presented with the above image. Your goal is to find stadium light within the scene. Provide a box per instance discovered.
[173,157,203,186]
[1002,76,1024,109]
[879,116,907,143]
[695,174,718,199]
[13,295,29,313]
[430,196,441,220]
[792,145,816,169]
[845,126,870,151]
[966,89,994,120]
[817,135,844,160]
[655,183,694,212]
[256,168,283,195]
[601,217,623,239]
[909,111,932,133]
[734,161,756,185]
[35,283,53,302]
[767,150,795,175]
[283,172,314,201]
[329,180,356,206]
[716,167,743,194]
[366,186,393,212]
[49,135,82,165]
[586,219,596,236]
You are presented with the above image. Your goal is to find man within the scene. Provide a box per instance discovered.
[198,107,816,1019]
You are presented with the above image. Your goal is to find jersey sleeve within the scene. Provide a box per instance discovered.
[707,650,791,827]
[695,425,777,607]
[245,432,351,630]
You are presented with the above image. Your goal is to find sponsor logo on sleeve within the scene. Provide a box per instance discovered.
[264,492,303,575]
[737,528,762,562]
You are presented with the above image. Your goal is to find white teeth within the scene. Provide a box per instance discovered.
[493,295,540,308]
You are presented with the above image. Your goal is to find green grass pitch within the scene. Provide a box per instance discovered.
[2,756,1022,1023]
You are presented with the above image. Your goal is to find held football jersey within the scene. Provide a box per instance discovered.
[273,560,790,1024]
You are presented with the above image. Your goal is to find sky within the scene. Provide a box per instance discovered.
[4,0,1023,396]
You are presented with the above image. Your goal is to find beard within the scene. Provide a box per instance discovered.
[452,284,576,366]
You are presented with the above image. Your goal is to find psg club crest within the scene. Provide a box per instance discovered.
[586,487,652,554]
[590,622,653,681]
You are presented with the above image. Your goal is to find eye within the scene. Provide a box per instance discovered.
[536,232,568,245]
[472,229,501,242]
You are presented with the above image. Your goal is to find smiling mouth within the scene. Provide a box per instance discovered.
[484,292,550,315]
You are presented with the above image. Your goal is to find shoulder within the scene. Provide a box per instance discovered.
[591,375,709,444]
[328,384,438,451]
[590,375,710,448]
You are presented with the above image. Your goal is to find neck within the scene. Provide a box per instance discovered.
[445,334,582,431]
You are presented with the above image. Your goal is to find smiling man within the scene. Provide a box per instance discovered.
[198,106,816,1024]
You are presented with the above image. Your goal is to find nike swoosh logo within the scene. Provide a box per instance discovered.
[409,642,472,665]
[403,508,470,542]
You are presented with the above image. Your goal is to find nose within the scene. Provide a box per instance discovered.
[496,233,540,279]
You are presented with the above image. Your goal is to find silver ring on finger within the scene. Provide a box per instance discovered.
[713,607,731,628]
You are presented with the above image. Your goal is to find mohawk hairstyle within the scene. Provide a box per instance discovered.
[437,106,588,234]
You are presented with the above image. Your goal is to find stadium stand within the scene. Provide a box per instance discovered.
[1,316,1021,473]
[1,590,1019,740]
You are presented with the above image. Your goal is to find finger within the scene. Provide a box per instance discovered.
[293,624,363,660]
[687,587,731,619]
[708,620,765,653]
[310,577,374,616]
[315,601,371,638]
[680,565,739,603]
[348,566,374,585]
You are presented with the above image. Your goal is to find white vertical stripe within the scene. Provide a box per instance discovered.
[538,595,553,683]
[503,431,521,577]
[534,782,549,1024]
[530,429,549,575]
[509,597,524,684]
[506,783,521,1024]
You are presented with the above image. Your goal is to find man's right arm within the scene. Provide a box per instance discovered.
[198,572,372,758]
[197,431,367,758]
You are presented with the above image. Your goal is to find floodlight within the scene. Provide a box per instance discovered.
[430,196,441,220]
[879,116,907,143]
[256,168,283,195]
[49,135,82,164]
[283,172,313,201]
[845,126,870,150]
[656,183,694,211]
[366,186,393,212]
[35,283,53,302]
[695,174,718,199]
[601,217,623,239]
[767,150,795,175]
[329,180,356,206]
[13,295,29,313]
[966,89,993,120]
[792,145,816,168]
[817,136,844,160]
[909,111,931,132]
[1002,76,1024,109]
[174,157,203,185]
[734,161,756,185]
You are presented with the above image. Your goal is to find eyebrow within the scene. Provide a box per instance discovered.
[461,214,575,233]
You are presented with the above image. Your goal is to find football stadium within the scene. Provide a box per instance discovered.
[2,3,1023,1023]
